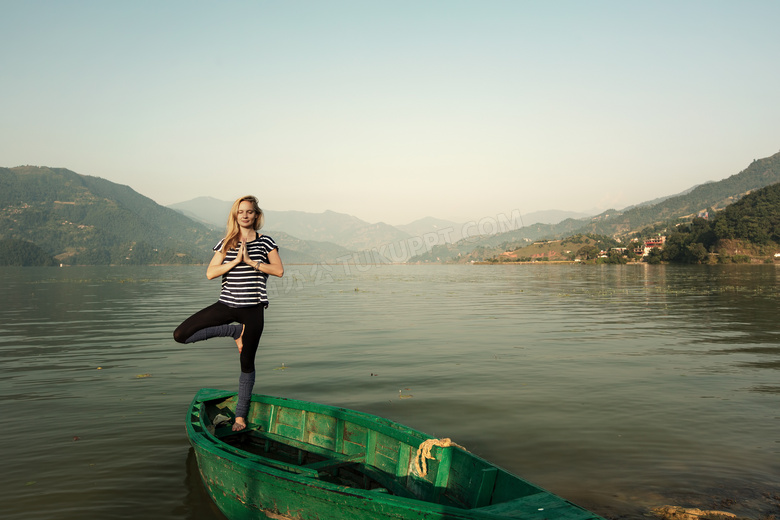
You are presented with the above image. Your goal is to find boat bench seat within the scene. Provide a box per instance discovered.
[301,452,366,472]
[245,429,367,468]
[216,427,368,479]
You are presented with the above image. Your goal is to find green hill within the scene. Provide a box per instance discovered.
[489,234,622,263]
[0,166,222,265]
[408,217,601,263]
[711,182,780,245]
[0,238,57,266]
[662,182,780,264]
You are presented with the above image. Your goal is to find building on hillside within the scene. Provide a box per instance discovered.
[643,236,667,257]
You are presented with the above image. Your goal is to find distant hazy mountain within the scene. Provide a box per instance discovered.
[393,210,585,244]
[520,209,591,225]
[168,196,230,228]
[268,210,412,253]
[395,217,464,243]
[171,199,584,257]
[621,184,708,211]
[169,199,413,253]
[266,230,352,265]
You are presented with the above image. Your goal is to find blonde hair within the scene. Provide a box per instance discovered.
[223,195,264,251]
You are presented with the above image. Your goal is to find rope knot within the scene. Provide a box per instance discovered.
[412,438,467,477]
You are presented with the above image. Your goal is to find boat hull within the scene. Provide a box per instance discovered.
[186,389,604,520]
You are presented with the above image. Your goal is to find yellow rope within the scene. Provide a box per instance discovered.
[413,438,467,477]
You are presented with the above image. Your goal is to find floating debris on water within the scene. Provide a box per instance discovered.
[399,389,413,399]
[651,506,737,520]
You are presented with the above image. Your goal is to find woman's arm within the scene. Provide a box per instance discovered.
[206,243,242,280]
[243,247,284,278]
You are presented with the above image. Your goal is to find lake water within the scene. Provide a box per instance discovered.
[1,263,778,519]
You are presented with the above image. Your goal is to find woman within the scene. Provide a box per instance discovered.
[174,195,284,431]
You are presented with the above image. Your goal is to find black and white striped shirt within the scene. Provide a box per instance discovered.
[214,234,278,308]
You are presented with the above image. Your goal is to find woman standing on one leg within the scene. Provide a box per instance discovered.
[174,195,284,431]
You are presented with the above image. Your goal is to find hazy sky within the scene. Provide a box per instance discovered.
[2,1,780,225]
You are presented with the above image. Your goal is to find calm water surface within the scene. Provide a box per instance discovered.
[1,264,778,519]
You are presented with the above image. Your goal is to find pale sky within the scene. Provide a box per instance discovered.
[2,1,779,225]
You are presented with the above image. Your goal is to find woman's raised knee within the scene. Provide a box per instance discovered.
[173,328,188,344]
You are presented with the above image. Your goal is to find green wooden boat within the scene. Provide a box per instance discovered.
[186,388,605,520]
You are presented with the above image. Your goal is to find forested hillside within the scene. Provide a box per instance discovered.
[1,166,222,265]
[408,219,587,263]
[576,150,780,236]
[0,238,57,266]
[662,182,780,263]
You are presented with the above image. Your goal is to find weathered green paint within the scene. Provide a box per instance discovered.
[186,389,606,520]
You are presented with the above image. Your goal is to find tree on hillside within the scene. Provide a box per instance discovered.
[712,182,780,244]
[0,239,56,266]
[600,250,628,264]
[662,223,713,264]
[576,245,600,260]
[645,247,663,264]
[686,242,709,264]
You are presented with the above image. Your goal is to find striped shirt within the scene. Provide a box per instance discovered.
[214,234,278,308]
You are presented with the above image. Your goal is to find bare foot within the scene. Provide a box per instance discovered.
[232,417,247,432]
[235,324,245,353]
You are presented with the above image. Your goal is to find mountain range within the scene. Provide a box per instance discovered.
[168,198,589,254]
[2,148,779,265]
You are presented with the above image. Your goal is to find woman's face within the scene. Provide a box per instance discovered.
[236,200,257,229]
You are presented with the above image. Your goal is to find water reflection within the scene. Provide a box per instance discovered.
[180,449,228,520]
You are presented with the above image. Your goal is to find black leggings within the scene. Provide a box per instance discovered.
[174,302,264,373]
